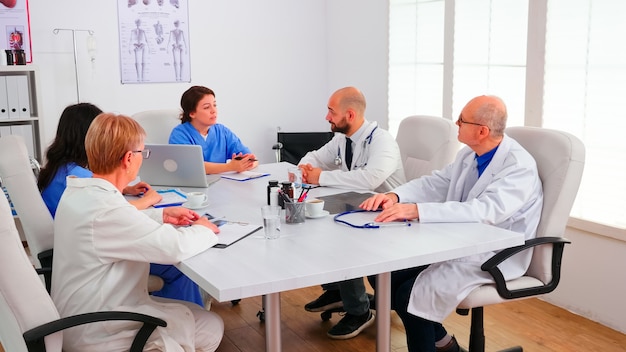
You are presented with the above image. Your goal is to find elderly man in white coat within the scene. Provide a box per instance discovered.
[298,86,406,339]
[360,95,543,352]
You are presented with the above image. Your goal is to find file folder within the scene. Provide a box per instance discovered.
[16,75,30,118]
[10,125,34,157]
[0,77,8,120]
[0,126,11,137]
[5,75,30,119]
[5,76,20,119]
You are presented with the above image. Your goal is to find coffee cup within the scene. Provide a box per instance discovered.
[186,191,207,208]
[305,198,325,217]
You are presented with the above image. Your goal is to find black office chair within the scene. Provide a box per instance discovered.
[272,131,335,164]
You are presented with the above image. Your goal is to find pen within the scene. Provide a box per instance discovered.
[366,220,411,228]
[234,156,258,161]
[277,189,292,203]
[297,186,311,202]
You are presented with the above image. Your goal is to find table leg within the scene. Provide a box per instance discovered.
[376,272,391,352]
[264,292,282,352]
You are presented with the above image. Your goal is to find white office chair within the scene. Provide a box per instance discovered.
[0,135,54,291]
[395,115,459,181]
[131,109,181,144]
[456,126,586,352]
[0,135,165,294]
[0,191,166,352]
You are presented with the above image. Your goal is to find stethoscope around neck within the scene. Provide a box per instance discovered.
[334,125,378,167]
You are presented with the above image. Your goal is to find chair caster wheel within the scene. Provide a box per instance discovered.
[321,311,332,321]
[257,309,265,322]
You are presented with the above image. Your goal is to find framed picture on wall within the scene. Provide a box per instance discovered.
[0,0,33,63]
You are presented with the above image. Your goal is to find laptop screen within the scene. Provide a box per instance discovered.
[139,144,210,188]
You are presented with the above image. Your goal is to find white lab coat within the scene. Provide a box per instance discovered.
[393,134,543,323]
[51,177,220,352]
[299,121,406,192]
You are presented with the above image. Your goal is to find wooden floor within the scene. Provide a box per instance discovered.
[211,285,626,352]
[3,285,625,352]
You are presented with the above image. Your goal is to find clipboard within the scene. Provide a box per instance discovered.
[220,171,270,181]
[213,223,262,248]
[153,189,187,208]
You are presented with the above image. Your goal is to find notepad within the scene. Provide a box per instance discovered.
[220,171,270,181]
[153,189,187,208]
[212,222,262,248]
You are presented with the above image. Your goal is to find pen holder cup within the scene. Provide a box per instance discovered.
[285,202,306,224]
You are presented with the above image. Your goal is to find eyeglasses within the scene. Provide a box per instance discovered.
[457,115,486,127]
[131,149,151,159]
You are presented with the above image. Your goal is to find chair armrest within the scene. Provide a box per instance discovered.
[481,237,571,300]
[37,249,53,267]
[23,311,167,352]
[37,249,54,293]
[34,267,51,276]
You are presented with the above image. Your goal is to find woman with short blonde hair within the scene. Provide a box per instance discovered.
[52,113,224,351]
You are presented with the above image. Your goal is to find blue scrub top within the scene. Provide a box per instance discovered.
[168,122,251,163]
[41,163,92,217]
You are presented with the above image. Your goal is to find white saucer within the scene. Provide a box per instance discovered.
[183,201,210,210]
[305,210,329,219]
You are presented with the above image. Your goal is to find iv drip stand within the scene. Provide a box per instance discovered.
[52,28,94,103]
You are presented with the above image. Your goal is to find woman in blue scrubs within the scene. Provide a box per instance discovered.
[169,86,258,174]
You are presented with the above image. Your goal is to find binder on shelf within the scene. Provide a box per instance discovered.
[16,75,30,118]
[5,76,20,119]
[10,125,34,158]
[0,77,8,119]
[0,126,11,137]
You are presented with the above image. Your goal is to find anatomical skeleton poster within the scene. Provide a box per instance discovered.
[118,0,190,84]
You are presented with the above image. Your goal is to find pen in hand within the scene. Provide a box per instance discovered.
[234,156,258,162]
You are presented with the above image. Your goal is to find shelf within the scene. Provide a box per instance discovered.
[0,65,44,162]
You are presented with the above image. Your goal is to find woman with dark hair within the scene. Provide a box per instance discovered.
[169,85,258,174]
[39,103,206,307]
[38,103,159,216]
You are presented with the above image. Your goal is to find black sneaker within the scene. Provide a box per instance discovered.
[327,310,375,339]
[304,290,343,312]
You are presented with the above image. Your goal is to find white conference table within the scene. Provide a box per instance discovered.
[175,162,524,352]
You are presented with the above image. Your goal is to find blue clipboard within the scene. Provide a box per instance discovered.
[153,189,187,208]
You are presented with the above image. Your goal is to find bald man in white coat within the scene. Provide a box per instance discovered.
[298,87,405,339]
[361,95,543,352]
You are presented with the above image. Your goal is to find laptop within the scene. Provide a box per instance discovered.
[139,144,220,188]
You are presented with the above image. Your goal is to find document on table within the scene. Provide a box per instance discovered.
[220,170,270,181]
[212,221,262,248]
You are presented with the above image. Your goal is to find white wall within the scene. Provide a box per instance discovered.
[544,227,626,333]
[326,1,390,129]
[29,0,386,164]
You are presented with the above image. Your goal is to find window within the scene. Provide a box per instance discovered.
[544,0,626,229]
[389,0,626,231]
